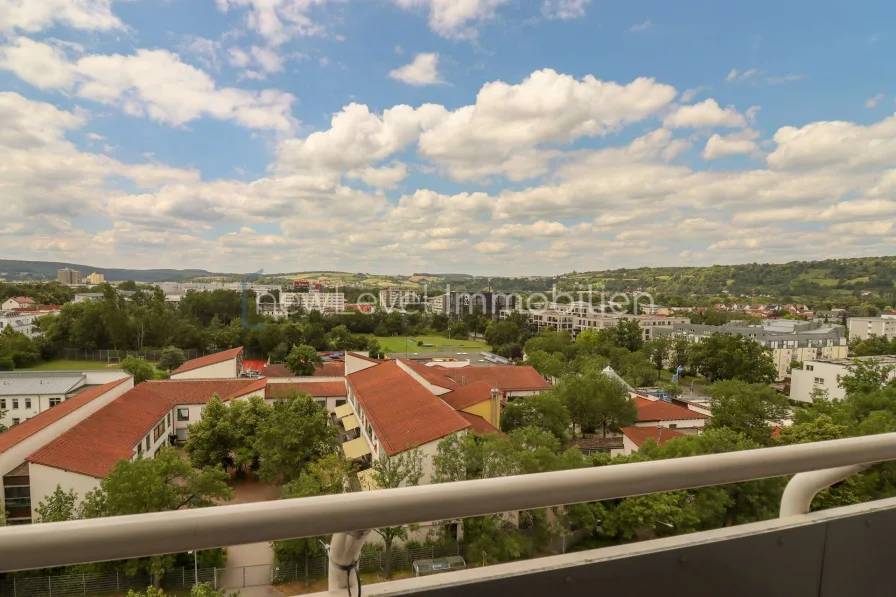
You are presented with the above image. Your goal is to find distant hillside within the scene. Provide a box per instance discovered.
[560,257,896,300]
[0,260,224,283]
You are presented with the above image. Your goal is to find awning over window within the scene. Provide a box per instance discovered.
[334,404,354,418]
[342,437,371,459]
[341,414,360,431]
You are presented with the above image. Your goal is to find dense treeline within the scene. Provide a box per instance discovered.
[561,256,896,304]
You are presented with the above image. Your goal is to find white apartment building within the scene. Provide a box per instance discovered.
[266,291,345,315]
[0,371,132,428]
[379,287,420,308]
[508,309,689,341]
[848,317,896,341]
[655,322,848,381]
[790,356,896,403]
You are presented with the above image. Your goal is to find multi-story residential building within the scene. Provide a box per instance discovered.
[573,313,690,341]
[790,356,896,403]
[507,309,689,341]
[379,287,420,308]
[57,268,82,285]
[654,321,848,381]
[848,317,896,341]
[72,290,136,303]
[428,292,517,320]
[0,308,60,339]
[280,290,345,314]
[86,272,105,284]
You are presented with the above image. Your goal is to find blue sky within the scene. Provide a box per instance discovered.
[1,0,895,275]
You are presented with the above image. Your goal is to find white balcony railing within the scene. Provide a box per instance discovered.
[2,433,896,593]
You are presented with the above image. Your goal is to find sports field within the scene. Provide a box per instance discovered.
[374,335,490,353]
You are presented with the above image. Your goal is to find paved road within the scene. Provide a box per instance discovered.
[226,542,274,569]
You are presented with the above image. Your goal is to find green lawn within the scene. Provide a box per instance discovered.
[375,335,491,353]
[18,360,123,371]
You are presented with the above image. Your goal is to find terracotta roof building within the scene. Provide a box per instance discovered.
[346,361,470,457]
[634,397,710,426]
[621,426,684,449]
[170,347,244,379]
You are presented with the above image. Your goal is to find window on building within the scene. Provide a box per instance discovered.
[145,435,150,451]
[25,398,31,409]
[153,421,166,441]
[335,399,347,407]
[12,418,19,425]
[167,413,171,426]
[49,397,61,407]
[806,365,814,371]
[12,399,18,409]
[814,377,824,384]
[177,408,190,421]
[0,399,6,409]
[137,442,143,456]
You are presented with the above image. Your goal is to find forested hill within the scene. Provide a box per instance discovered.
[560,257,896,300]
[0,260,221,283]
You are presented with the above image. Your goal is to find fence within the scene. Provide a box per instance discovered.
[0,546,463,596]
[0,565,266,596]
[57,349,208,363]
[274,544,463,583]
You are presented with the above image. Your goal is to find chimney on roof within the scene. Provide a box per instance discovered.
[490,388,501,428]
[656,424,663,444]
[461,375,466,387]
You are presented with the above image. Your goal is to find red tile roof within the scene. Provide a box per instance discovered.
[0,377,132,455]
[172,347,243,375]
[11,296,35,304]
[399,359,550,392]
[440,381,494,411]
[262,361,345,378]
[457,412,502,436]
[621,425,684,448]
[347,361,470,456]
[242,359,267,373]
[27,384,173,478]
[266,381,347,399]
[26,378,263,478]
[634,397,710,423]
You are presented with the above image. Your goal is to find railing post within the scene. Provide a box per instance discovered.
[48,575,51,596]
[780,464,869,517]
[83,572,86,595]
[214,568,217,590]
[116,571,119,593]
[243,566,246,588]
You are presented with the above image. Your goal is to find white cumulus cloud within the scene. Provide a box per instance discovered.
[389,53,445,86]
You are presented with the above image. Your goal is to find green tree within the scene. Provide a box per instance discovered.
[689,334,777,383]
[184,396,236,470]
[371,448,425,578]
[608,319,643,352]
[619,351,656,387]
[125,584,237,597]
[0,327,41,368]
[839,358,896,397]
[643,337,670,380]
[121,356,160,384]
[158,346,187,372]
[553,372,635,438]
[81,448,232,586]
[500,393,571,442]
[484,320,521,348]
[35,484,79,523]
[229,395,271,472]
[273,454,355,582]
[285,344,323,376]
[255,393,339,483]
[525,350,566,379]
[707,380,790,445]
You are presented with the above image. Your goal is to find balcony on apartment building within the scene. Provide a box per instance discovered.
[3,434,896,596]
